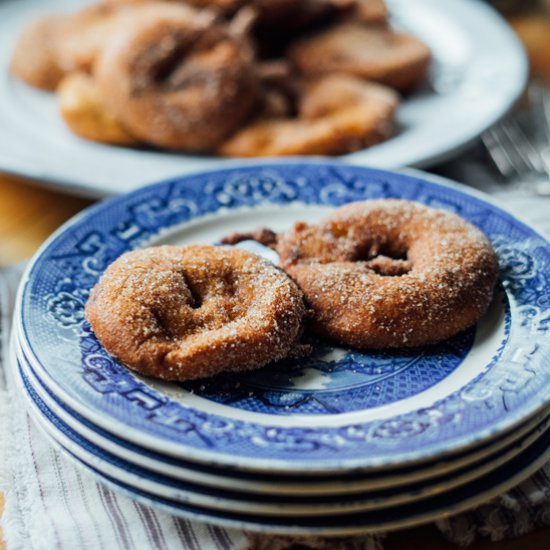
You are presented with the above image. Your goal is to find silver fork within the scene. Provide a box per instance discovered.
[482,82,550,196]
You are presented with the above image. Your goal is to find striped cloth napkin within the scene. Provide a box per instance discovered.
[1,174,550,550]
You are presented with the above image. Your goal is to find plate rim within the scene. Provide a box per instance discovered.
[18,353,550,536]
[14,162,550,472]
[18,357,550,517]
[18,337,550,496]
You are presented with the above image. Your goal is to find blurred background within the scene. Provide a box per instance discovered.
[1,0,550,266]
[495,0,550,81]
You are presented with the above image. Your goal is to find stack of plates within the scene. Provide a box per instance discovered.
[11,163,550,536]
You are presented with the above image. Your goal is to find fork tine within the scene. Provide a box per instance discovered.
[485,123,531,177]
[483,82,550,195]
[528,82,550,144]
[539,84,550,142]
[501,120,545,173]
[497,123,533,173]
[540,89,550,176]
[482,128,516,177]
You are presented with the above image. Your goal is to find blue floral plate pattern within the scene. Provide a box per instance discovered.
[18,341,550,497]
[16,353,550,535]
[16,163,550,473]
[16,356,550,517]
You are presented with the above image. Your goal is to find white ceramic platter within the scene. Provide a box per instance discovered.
[0,0,527,197]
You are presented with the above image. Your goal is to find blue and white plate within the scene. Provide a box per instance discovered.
[16,354,550,519]
[18,346,550,512]
[16,163,550,473]
[15,349,550,534]
[18,335,550,496]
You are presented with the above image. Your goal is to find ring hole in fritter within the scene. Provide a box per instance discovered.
[183,277,203,309]
[133,32,192,92]
[365,255,412,276]
[357,242,412,276]
[152,308,174,338]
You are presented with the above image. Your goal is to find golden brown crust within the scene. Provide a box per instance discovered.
[288,23,431,92]
[11,0,421,155]
[85,245,307,381]
[55,5,129,75]
[218,74,398,156]
[350,0,388,24]
[103,0,379,34]
[182,0,354,27]
[10,5,128,91]
[276,200,499,348]
[94,3,260,151]
[58,72,140,145]
[10,16,67,91]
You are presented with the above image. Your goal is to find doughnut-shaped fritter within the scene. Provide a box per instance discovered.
[219,75,399,156]
[58,72,139,146]
[276,200,499,348]
[11,4,128,91]
[86,245,307,381]
[288,23,431,91]
[94,3,260,151]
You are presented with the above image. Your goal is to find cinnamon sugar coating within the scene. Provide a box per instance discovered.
[94,4,259,151]
[10,4,128,91]
[10,0,431,155]
[277,200,499,348]
[218,75,398,157]
[288,23,431,92]
[85,245,307,381]
[58,72,139,145]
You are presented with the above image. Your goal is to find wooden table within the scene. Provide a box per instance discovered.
[2,174,550,549]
